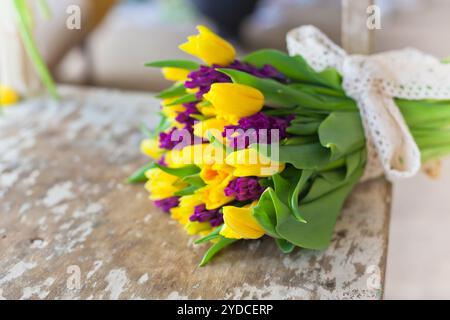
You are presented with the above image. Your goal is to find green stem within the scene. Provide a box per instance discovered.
[13,0,58,99]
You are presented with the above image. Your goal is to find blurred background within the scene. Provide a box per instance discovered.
[25,0,450,299]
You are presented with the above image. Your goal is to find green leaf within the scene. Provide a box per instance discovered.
[287,122,321,135]
[218,69,355,111]
[318,112,365,160]
[254,160,364,250]
[218,68,309,108]
[199,237,238,267]
[253,188,290,238]
[277,143,331,170]
[195,227,222,244]
[182,174,206,187]
[37,0,51,19]
[165,93,197,106]
[174,185,201,196]
[156,83,187,99]
[276,166,363,249]
[190,114,207,121]
[14,0,58,99]
[145,59,200,70]
[127,162,155,184]
[243,49,343,90]
[275,238,296,253]
[289,170,313,222]
[154,163,200,178]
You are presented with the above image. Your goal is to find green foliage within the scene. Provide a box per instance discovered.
[145,59,200,70]
[156,83,187,99]
[199,236,237,267]
[13,0,58,98]
[127,162,155,184]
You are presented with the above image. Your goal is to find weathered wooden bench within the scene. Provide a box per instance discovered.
[0,86,390,299]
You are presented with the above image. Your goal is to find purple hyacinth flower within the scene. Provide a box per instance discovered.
[157,155,167,166]
[185,66,230,99]
[228,60,285,81]
[159,127,182,150]
[175,102,200,131]
[159,125,204,150]
[154,196,180,213]
[184,60,285,100]
[189,204,224,227]
[223,112,294,149]
[224,177,265,202]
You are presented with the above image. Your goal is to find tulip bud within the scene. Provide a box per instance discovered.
[179,25,236,66]
[204,83,264,125]
[161,67,190,82]
[220,205,265,239]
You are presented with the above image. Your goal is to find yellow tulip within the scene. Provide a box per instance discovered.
[140,138,164,160]
[161,67,190,82]
[161,103,186,126]
[193,117,229,139]
[145,168,187,200]
[185,221,213,236]
[220,204,265,239]
[200,163,234,185]
[195,174,234,210]
[170,195,212,235]
[204,83,264,125]
[170,194,202,225]
[179,25,236,66]
[0,85,19,107]
[165,143,226,168]
[225,148,285,177]
[198,105,217,117]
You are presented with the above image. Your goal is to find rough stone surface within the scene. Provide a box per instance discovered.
[0,86,391,300]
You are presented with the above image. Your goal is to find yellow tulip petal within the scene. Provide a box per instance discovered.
[204,83,264,125]
[193,118,229,139]
[185,221,212,235]
[0,85,19,107]
[220,224,243,239]
[195,174,235,210]
[140,138,164,160]
[225,149,285,177]
[145,168,187,200]
[162,67,191,82]
[221,206,264,239]
[179,25,236,66]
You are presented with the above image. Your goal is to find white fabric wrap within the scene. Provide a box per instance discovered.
[286,25,450,181]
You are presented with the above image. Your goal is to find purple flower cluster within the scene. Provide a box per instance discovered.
[223,112,294,149]
[185,66,230,99]
[224,177,265,202]
[159,127,184,150]
[189,204,223,227]
[229,60,284,80]
[154,196,180,213]
[175,102,199,131]
[185,60,284,99]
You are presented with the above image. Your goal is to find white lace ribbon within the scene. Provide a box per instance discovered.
[286,25,450,181]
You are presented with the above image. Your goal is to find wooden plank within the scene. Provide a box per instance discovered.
[0,86,391,299]
[341,0,374,54]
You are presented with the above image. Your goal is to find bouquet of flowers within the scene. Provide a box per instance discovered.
[129,25,450,266]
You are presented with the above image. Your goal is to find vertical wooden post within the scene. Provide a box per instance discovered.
[341,0,374,54]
